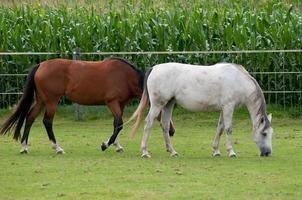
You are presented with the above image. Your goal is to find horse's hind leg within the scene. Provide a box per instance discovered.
[161,100,178,157]
[222,106,236,157]
[157,113,175,137]
[103,137,123,152]
[101,101,124,152]
[212,112,224,156]
[43,102,64,154]
[168,120,175,137]
[112,138,124,153]
[20,99,44,154]
[141,104,162,158]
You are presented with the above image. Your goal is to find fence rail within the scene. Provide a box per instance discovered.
[1,49,301,114]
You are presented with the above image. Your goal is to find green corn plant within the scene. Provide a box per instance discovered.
[0,0,301,108]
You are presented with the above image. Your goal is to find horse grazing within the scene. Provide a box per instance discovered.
[129,62,273,158]
[0,58,175,154]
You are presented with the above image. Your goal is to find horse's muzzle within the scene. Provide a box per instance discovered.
[260,148,272,157]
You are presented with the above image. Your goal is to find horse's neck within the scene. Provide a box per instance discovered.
[246,95,265,129]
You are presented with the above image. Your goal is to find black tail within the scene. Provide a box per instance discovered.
[0,64,40,140]
[127,68,153,138]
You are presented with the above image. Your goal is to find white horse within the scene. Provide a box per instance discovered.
[128,62,273,158]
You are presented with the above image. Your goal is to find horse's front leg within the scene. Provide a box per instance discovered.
[101,101,124,152]
[222,106,236,157]
[212,112,224,156]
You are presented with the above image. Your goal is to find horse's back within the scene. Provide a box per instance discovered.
[148,63,256,111]
[35,58,141,105]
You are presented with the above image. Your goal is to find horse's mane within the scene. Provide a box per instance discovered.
[106,57,142,72]
[234,64,266,116]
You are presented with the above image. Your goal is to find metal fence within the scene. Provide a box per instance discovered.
[1,49,301,118]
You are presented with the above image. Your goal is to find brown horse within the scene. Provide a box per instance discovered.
[0,58,175,154]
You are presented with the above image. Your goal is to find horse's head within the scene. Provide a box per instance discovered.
[253,113,273,157]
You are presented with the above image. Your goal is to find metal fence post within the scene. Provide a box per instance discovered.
[73,48,82,121]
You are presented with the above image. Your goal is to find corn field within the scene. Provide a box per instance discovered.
[0,0,301,108]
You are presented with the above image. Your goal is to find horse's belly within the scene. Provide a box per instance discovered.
[176,98,221,112]
[66,94,105,105]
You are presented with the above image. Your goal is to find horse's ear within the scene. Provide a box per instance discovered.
[267,113,272,123]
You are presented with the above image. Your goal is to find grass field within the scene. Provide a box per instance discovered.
[0,106,302,200]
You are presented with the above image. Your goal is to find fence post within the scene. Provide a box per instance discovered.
[73,48,82,121]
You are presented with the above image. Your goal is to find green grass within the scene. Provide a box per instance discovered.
[0,106,302,199]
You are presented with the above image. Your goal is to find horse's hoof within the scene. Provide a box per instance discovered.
[229,153,237,158]
[213,150,221,157]
[213,153,221,157]
[171,152,179,157]
[20,150,28,154]
[56,149,65,154]
[141,154,151,159]
[101,142,107,151]
[116,148,124,153]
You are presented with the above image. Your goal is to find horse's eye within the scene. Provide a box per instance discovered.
[262,132,267,137]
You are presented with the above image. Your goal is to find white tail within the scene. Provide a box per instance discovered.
[125,68,153,138]
[127,89,149,138]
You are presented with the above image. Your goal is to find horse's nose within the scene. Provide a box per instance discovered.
[260,149,272,157]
